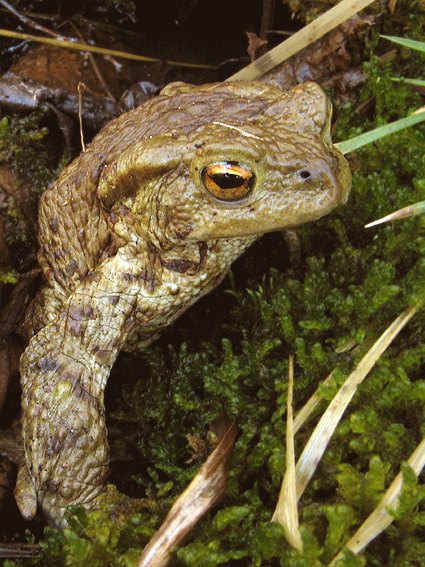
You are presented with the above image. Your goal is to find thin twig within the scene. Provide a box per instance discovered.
[78,83,86,152]
[69,20,116,102]
[0,28,218,69]
[0,0,69,40]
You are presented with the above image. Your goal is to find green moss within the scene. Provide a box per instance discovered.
[0,109,65,196]
[280,0,425,27]
[0,269,19,284]
[0,109,68,262]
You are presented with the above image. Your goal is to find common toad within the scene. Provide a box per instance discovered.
[14,81,351,526]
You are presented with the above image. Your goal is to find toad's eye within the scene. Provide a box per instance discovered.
[201,161,256,202]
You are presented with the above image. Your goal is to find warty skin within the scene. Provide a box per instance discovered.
[14,80,351,526]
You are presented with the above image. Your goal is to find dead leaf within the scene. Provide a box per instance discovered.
[137,419,237,567]
[247,31,268,62]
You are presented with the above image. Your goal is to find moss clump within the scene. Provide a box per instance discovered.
[280,0,425,26]
[0,108,68,257]
[0,270,19,284]
[0,109,65,197]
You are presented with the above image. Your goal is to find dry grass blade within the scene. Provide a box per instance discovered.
[272,357,303,551]
[0,0,58,38]
[365,200,425,227]
[137,420,237,567]
[329,436,425,565]
[227,0,377,81]
[295,304,417,500]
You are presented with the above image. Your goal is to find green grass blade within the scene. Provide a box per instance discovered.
[335,111,425,154]
[382,35,425,53]
[392,77,425,87]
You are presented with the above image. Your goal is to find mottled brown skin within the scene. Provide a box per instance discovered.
[15,81,351,527]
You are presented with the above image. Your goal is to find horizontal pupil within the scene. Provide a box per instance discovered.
[211,172,245,190]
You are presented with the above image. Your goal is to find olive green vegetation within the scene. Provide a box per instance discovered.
[280,0,422,21]
[0,109,66,284]
[6,35,425,567]
[0,108,67,242]
[0,109,64,197]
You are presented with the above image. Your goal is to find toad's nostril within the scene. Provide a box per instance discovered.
[299,170,312,180]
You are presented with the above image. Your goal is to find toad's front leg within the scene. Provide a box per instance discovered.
[15,247,154,527]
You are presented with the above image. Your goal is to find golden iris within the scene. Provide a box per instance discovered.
[201,161,255,201]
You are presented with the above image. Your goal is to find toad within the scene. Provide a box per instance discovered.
[14,81,351,527]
